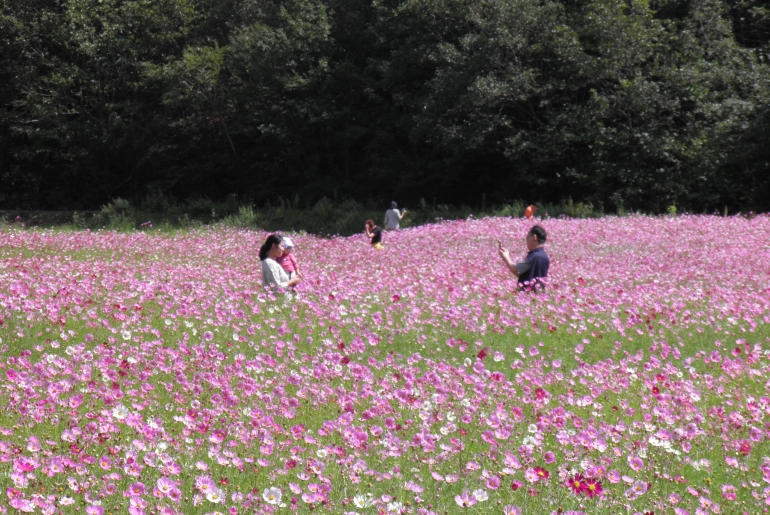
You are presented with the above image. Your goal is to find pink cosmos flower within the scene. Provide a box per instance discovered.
[195,475,216,495]
[404,481,424,493]
[209,429,227,444]
[155,477,176,497]
[628,455,643,470]
[721,484,737,501]
[26,436,41,453]
[128,482,145,496]
[9,498,34,512]
[454,490,477,507]
[524,468,539,483]
[13,456,39,473]
[167,487,182,502]
[583,478,603,498]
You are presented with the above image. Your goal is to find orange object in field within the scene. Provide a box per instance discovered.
[524,204,537,219]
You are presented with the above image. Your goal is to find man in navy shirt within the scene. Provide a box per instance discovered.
[498,225,550,291]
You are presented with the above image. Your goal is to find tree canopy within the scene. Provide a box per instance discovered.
[1,0,769,212]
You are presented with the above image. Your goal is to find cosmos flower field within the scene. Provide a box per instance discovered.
[1,215,770,515]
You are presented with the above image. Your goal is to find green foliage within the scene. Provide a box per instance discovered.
[221,205,260,228]
[71,211,89,229]
[39,194,521,234]
[98,197,135,228]
[0,0,768,212]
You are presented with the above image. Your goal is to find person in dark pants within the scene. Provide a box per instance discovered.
[499,225,550,291]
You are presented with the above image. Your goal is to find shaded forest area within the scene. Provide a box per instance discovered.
[1,0,769,213]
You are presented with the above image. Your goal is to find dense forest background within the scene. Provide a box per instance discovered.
[1,0,769,213]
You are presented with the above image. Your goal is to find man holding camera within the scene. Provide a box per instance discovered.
[498,225,550,291]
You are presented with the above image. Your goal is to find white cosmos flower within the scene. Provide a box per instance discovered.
[112,405,129,420]
[59,497,75,506]
[353,494,375,508]
[263,487,282,505]
[121,330,131,340]
[206,488,225,503]
[472,489,488,502]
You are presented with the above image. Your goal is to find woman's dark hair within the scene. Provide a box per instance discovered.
[528,225,547,244]
[259,234,283,261]
[365,219,375,229]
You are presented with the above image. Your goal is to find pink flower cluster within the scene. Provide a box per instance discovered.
[0,214,768,514]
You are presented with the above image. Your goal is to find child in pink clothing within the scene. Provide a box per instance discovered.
[275,237,300,279]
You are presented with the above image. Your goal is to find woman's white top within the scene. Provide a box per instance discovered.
[262,258,289,289]
[384,208,402,230]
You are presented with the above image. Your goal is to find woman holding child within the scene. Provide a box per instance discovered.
[260,234,301,290]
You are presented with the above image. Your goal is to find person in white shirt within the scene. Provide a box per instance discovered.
[260,234,301,290]
[384,201,407,230]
